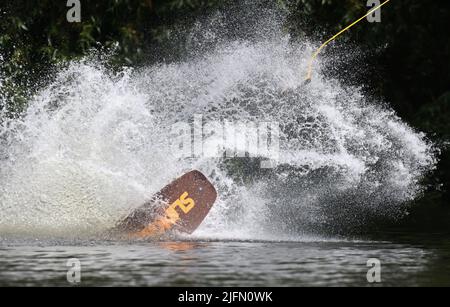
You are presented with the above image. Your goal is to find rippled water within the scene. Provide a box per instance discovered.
[1,233,449,287]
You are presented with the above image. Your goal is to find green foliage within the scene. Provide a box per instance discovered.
[0,0,225,112]
[414,92,450,140]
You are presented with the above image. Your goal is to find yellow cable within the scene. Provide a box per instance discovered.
[305,0,391,81]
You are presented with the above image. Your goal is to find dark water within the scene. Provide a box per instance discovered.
[1,232,449,287]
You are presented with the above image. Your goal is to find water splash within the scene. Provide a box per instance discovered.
[0,10,436,239]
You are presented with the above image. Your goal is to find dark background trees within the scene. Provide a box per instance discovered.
[1,0,449,231]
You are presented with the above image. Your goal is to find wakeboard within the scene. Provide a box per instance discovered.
[115,170,217,238]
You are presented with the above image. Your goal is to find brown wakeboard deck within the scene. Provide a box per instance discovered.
[115,170,217,238]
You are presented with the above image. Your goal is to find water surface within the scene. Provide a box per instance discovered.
[1,233,449,286]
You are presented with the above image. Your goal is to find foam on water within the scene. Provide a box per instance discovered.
[0,8,436,240]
